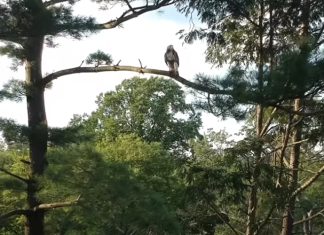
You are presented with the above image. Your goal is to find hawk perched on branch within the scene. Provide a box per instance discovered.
[164,45,179,75]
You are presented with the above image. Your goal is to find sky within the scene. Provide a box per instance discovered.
[0,0,242,135]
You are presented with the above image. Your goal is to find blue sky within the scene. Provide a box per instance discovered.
[0,1,241,135]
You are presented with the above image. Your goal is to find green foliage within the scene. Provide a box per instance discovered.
[80,76,202,153]
[0,0,97,38]
[85,50,113,67]
[0,150,29,233]
[43,140,182,234]
[0,79,25,102]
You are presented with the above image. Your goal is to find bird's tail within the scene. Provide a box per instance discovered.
[174,62,179,72]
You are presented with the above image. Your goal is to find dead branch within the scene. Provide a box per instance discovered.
[293,208,324,225]
[138,59,143,68]
[292,165,324,197]
[32,195,81,211]
[260,107,277,137]
[43,0,70,7]
[276,117,292,188]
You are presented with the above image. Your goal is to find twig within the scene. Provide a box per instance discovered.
[138,59,143,68]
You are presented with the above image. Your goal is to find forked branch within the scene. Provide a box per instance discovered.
[98,0,177,29]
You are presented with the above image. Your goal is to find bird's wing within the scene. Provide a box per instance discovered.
[174,50,179,66]
[164,52,169,65]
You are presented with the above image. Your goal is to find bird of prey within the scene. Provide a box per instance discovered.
[164,45,179,75]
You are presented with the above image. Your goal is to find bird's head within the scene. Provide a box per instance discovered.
[167,45,174,51]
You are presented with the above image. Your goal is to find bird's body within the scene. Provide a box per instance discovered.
[164,45,179,75]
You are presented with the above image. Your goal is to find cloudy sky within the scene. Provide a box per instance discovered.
[0,1,241,135]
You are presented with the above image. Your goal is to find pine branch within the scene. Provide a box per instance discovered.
[292,165,324,198]
[293,208,324,225]
[98,0,177,29]
[41,65,232,96]
[0,167,29,183]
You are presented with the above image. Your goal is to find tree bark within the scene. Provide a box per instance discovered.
[280,99,302,235]
[24,36,47,235]
[246,2,264,234]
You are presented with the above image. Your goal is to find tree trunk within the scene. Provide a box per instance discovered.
[280,99,302,235]
[24,36,47,235]
[281,0,309,233]
[246,2,264,234]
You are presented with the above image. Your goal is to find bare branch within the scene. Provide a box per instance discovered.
[32,195,81,211]
[43,0,70,7]
[98,0,176,29]
[260,107,277,137]
[276,117,292,188]
[138,59,144,68]
[123,0,136,13]
[293,208,324,225]
[0,167,29,183]
[292,165,324,197]
[41,65,232,96]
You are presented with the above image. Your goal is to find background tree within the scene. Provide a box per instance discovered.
[177,0,324,234]
[75,76,201,155]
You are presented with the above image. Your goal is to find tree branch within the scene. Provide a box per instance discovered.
[260,107,277,137]
[0,167,29,183]
[292,165,324,198]
[0,196,80,221]
[293,208,324,225]
[31,195,81,211]
[43,0,70,7]
[98,0,177,29]
[41,65,232,96]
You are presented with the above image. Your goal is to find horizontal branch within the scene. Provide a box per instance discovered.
[0,195,80,221]
[0,167,29,183]
[43,0,69,7]
[31,195,81,211]
[42,65,232,95]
